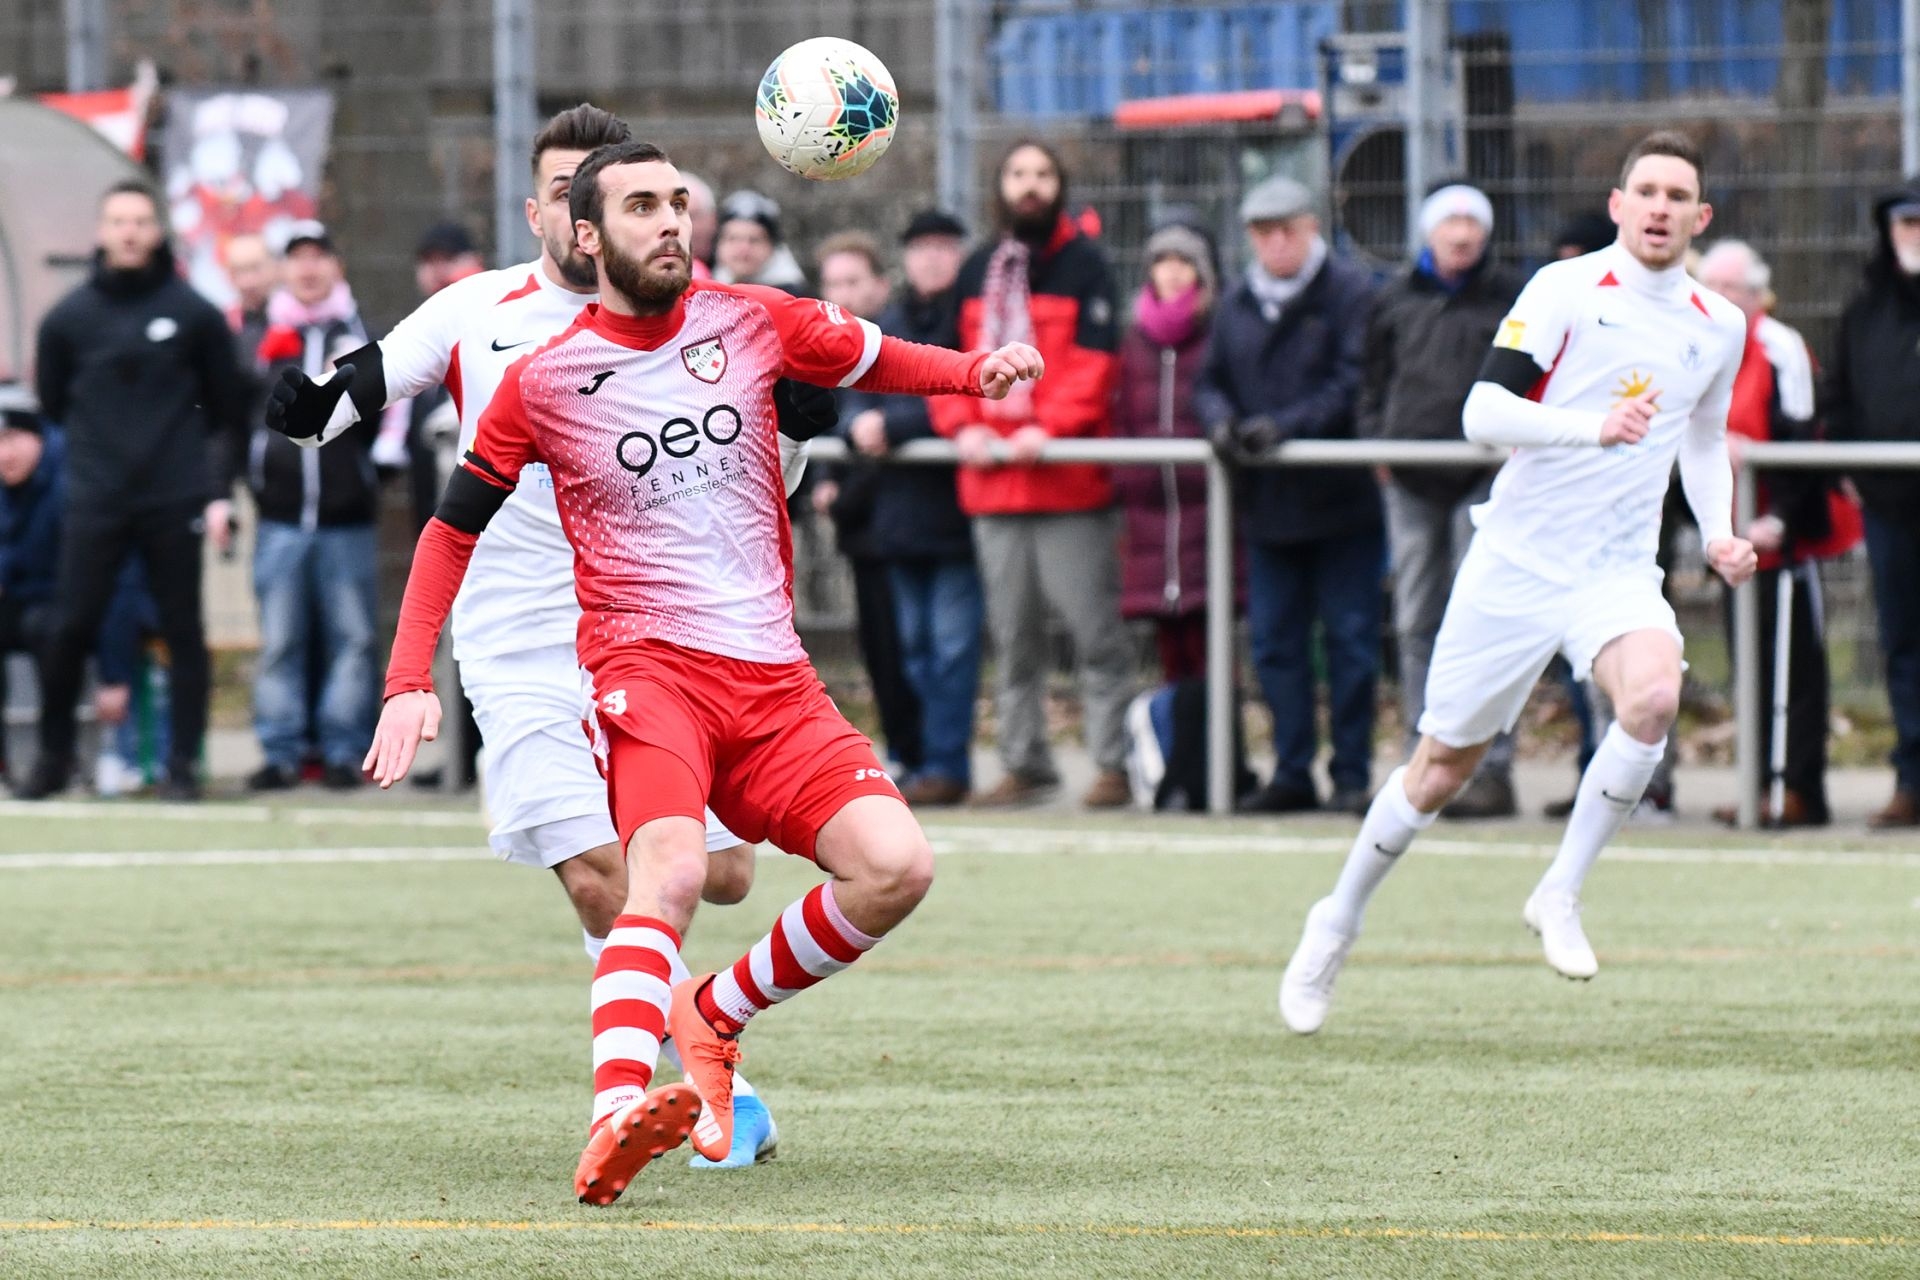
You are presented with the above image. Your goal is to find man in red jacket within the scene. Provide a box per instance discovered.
[932,140,1131,809]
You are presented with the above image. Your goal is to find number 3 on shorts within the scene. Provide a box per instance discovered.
[600,688,628,717]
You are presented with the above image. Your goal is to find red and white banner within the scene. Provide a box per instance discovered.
[38,62,157,158]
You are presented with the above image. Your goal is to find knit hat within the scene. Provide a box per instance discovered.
[1144,223,1217,296]
[718,189,783,244]
[1419,183,1494,239]
[1239,175,1315,225]
[0,382,41,435]
[902,208,968,244]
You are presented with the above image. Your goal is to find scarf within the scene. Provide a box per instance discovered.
[979,236,1036,421]
[1244,234,1327,322]
[1134,282,1205,347]
[267,281,358,329]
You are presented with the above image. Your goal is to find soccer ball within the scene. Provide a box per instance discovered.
[755,37,899,181]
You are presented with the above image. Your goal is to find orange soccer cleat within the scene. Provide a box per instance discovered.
[573,1082,703,1205]
[668,975,743,1163]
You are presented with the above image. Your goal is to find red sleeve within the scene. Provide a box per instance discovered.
[382,518,480,699]
[731,283,882,387]
[855,336,988,397]
[464,357,540,488]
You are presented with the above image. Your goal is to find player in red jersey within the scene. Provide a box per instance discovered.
[363,141,1042,1204]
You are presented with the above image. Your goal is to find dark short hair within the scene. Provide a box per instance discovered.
[530,103,631,178]
[101,177,162,217]
[1619,130,1705,195]
[568,141,675,228]
[815,230,886,278]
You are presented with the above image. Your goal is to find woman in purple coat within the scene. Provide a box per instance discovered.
[1112,224,1217,681]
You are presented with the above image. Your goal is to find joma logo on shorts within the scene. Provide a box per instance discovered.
[616,404,743,478]
[853,767,894,786]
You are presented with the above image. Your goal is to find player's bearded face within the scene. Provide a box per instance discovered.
[1611,155,1710,270]
[532,150,599,290]
[598,217,693,308]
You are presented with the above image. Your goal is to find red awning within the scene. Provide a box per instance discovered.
[1114,89,1322,131]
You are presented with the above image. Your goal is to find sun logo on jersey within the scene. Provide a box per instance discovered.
[1611,369,1657,404]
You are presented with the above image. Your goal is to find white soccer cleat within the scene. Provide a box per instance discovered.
[1523,889,1599,980]
[1279,898,1357,1034]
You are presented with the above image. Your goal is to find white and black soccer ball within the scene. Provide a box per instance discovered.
[754,37,899,182]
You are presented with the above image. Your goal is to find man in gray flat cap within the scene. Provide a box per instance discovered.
[1195,175,1383,816]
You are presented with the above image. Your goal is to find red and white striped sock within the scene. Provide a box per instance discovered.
[589,914,680,1128]
[699,883,879,1034]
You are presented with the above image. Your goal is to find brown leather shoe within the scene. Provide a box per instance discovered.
[1869,789,1919,830]
[969,772,1056,809]
[903,775,968,807]
[1713,789,1828,829]
[1081,768,1131,809]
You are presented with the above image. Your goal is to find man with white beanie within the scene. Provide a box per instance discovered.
[1356,181,1526,817]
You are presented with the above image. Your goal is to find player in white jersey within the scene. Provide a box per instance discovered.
[1279,132,1759,1032]
[263,106,806,1166]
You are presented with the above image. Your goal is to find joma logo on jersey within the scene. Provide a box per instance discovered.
[615,404,744,478]
[681,339,727,383]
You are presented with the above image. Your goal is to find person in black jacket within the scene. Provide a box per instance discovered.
[233,222,381,791]
[836,212,982,807]
[1826,177,1920,829]
[1358,183,1524,819]
[811,230,925,787]
[1197,176,1383,816]
[0,393,60,782]
[20,180,244,800]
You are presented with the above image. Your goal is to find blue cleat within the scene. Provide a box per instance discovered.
[688,1094,778,1170]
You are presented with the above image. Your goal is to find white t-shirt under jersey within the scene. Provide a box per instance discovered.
[374,263,593,662]
[1472,243,1746,584]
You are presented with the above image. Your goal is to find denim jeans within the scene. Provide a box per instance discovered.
[1863,508,1920,793]
[889,557,984,787]
[253,520,378,770]
[1246,529,1386,795]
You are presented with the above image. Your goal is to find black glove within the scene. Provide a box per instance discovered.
[772,378,839,441]
[265,363,356,442]
[1208,414,1280,464]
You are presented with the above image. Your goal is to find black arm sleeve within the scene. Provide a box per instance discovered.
[436,462,513,534]
[773,377,840,441]
[1475,346,1545,397]
[331,340,390,427]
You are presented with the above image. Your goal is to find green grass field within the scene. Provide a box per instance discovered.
[2,799,1918,1279]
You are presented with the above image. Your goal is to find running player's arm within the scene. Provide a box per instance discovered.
[1461,267,1607,447]
[1677,339,1739,547]
[735,283,1013,401]
[366,367,537,787]
[268,273,484,448]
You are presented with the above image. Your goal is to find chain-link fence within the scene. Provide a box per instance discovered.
[0,0,1910,716]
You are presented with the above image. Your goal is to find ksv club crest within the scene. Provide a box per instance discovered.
[682,338,727,383]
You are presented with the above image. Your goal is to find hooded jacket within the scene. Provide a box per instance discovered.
[1825,177,1920,526]
[0,428,66,606]
[34,244,245,511]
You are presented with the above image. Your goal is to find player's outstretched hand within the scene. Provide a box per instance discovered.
[1598,391,1657,447]
[266,362,356,442]
[364,689,442,789]
[1705,536,1759,588]
[979,343,1044,399]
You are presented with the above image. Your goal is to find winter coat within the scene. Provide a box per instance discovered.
[34,244,246,511]
[1825,176,1920,529]
[1193,253,1382,545]
[243,300,381,528]
[1111,320,1210,618]
[0,427,66,605]
[1356,257,1523,504]
[826,287,974,563]
[930,215,1119,515]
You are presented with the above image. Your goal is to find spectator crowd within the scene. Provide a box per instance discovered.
[3,142,1918,831]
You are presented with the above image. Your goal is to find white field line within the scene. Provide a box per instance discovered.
[0,827,1915,871]
[0,799,486,828]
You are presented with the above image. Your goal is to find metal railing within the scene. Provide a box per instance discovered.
[808,436,1920,825]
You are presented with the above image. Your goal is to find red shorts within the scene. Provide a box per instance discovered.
[584,640,899,860]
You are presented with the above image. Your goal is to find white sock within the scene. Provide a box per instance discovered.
[1323,766,1435,935]
[582,929,605,964]
[1537,722,1666,898]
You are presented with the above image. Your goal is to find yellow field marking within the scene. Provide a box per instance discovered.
[0,1219,1910,1249]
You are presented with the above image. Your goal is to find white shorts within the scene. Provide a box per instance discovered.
[460,643,744,869]
[1417,543,1683,749]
